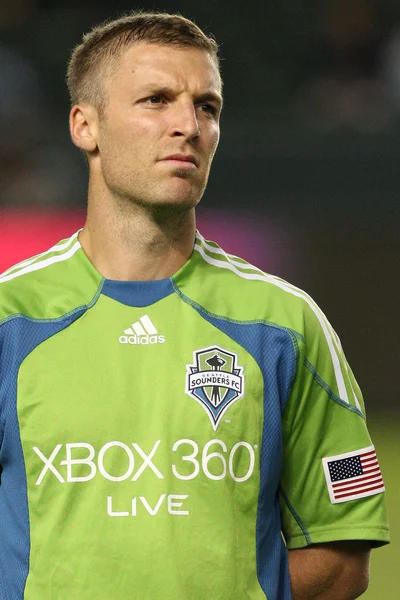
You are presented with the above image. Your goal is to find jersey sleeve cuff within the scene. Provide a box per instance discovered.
[285,526,390,550]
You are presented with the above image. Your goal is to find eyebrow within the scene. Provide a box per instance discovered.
[139,85,224,110]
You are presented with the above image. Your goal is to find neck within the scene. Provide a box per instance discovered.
[79,181,197,281]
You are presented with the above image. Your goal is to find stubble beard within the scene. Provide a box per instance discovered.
[133,166,207,212]
[109,171,206,228]
[98,143,210,222]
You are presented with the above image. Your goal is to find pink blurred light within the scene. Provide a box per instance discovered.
[0,209,283,274]
[0,209,85,272]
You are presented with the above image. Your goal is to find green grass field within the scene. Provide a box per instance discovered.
[362,417,398,599]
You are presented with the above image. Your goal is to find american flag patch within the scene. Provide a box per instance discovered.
[322,445,385,504]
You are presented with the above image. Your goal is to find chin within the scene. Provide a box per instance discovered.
[151,195,200,213]
[152,180,204,209]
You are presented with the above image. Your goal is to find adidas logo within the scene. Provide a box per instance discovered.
[119,315,165,345]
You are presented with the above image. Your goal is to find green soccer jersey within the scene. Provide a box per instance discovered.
[0,230,389,600]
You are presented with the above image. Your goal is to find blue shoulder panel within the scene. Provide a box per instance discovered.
[0,311,86,600]
[175,290,297,600]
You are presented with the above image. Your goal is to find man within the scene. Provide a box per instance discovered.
[0,11,389,600]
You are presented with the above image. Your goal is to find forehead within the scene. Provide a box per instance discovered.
[110,43,222,96]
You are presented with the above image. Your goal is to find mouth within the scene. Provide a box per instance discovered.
[159,154,199,170]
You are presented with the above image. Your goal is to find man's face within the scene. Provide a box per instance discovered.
[93,43,222,210]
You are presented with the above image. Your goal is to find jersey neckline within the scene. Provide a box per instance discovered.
[74,229,199,308]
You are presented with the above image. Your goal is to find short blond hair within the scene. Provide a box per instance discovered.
[67,11,220,112]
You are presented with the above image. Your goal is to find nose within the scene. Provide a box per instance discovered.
[169,101,200,141]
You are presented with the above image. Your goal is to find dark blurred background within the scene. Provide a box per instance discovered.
[0,1,398,595]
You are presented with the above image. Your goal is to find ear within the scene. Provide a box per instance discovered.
[69,105,99,152]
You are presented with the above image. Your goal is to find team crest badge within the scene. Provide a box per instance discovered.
[185,346,245,430]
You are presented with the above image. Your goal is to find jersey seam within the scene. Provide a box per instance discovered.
[279,486,312,546]
[304,359,365,418]
[171,279,305,342]
[0,279,105,328]
[283,335,300,414]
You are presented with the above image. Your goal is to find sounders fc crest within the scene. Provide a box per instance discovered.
[185,346,245,430]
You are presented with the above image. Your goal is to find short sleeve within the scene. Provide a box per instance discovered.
[279,301,390,549]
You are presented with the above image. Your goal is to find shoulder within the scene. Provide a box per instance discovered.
[181,232,325,338]
[0,231,100,324]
